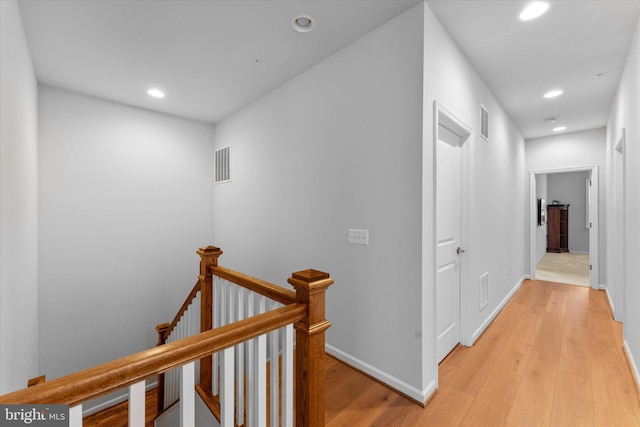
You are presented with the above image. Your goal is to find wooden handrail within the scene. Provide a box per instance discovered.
[211,265,296,305]
[157,246,298,416]
[0,304,306,407]
[3,243,333,427]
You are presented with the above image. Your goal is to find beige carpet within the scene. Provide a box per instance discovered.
[535,252,590,287]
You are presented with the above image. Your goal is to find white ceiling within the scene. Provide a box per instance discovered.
[426,0,640,139]
[16,0,640,138]
[16,0,421,124]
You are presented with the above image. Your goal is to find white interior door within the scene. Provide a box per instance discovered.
[436,124,462,363]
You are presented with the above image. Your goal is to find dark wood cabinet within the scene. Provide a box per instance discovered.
[547,204,569,253]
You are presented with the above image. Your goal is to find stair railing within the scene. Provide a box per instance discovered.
[157,245,333,426]
[0,245,333,427]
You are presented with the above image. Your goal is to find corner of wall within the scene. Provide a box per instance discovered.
[0,0,39,394]
[325,344,436,405]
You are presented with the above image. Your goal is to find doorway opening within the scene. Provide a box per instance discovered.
[529,166,599,289]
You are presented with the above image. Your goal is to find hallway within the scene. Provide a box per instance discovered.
[536,252,591,287]
[82,279,640,426]
[325,280,640,426]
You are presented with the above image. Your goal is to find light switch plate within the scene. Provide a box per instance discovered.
[348,228,369,245]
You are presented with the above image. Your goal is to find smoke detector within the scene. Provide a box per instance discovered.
[292,15,315,33]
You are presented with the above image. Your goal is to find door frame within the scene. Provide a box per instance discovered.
[529,165,599,289]
[612,128,626,322]
[433,101,473,356]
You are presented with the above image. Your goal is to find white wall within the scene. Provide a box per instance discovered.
[547,171,590,252]
[525,127,607,282]
[212,1,528,403]
[0,0,40,394]
[422,2,527,391]
[535,174,548,263]
[212,5,425,400]
[38,86,215,404]
[607,17,640,380]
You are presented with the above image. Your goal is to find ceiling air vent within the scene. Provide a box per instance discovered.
[480,105,489,141]
[215,146,231,184]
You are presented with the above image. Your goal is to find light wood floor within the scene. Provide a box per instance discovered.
[85,280,640,426]
[536,252,590,286]
[326,280,640,426]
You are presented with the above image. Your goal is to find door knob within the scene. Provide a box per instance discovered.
[457,247,465,254]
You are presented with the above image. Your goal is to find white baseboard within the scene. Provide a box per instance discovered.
[82,380,158,416]
[471,275,526,344]
[325,344,435,404]
[623,340,640,397]
[599,284,616,318]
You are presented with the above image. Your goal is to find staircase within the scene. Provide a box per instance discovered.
[83,388,158,427]
[0,245,334,427]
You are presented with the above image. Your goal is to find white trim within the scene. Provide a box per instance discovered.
[325,344,435,404]
[612,129,626,324]
[433,100,474,352]
[623,340,640,397]
[82,380,158,416]
[599,284,616,318]
[529,166,599,289]
[471,276,526,343]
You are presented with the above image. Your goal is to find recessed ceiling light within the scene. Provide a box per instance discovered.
[292,15,315,33]
[553,126,567,132]
[544,89,563,98]
[147,88,165,98]
[520,1,549,21]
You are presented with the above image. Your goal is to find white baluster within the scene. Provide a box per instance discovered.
[68,404,82,427]
[236,288,245,427]
[166,334,174,407]
[282,323,294,427]
[186,304,191,338]
[194,291,201,377]
[213,278,220,395]
[167,367,174,408]
[228,280,235,327]
[246,292,255,426]
[129,380,146,427]
[181,313,186,338]
[180,361,195,427]
[269,300,279,427]
[220,279,227,327]
[173,336,179,406]
[174,367,179,405]
[194,291,201,334]
[220,346,235,427]
[255,296,267,427]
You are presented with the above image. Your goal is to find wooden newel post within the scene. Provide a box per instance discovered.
[288,269,334,427]
[197,245,223,397]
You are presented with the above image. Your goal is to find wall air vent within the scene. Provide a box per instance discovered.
[480,105,489,141]
[215,146,231,184]
[480,272,489,310]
